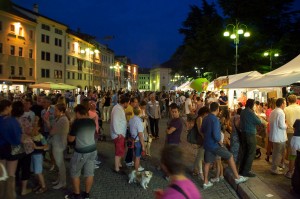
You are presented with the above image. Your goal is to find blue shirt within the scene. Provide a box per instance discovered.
[201,113,221,151]
[129,115,144,141]
[240,107,262,134]
[0,116,22,147]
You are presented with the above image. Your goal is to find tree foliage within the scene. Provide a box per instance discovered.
[166,0,300,80]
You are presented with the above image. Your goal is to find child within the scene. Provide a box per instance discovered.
[31,116,48,194]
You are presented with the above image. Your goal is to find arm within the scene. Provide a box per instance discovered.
[278,113,287,130]
[166,126,176,134]
[212,119,221,142]
[138,132,145,151]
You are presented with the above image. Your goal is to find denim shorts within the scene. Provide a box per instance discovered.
[205,146,232,163]
[134,141,142,158]
[31,153,43,174]
[70,151,97,177]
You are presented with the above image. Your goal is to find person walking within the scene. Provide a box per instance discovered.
[269,98,287,174]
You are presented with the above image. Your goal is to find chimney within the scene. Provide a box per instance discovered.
[33,4,38,13]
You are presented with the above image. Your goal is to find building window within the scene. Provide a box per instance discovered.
[0,43,2,53]
[54,70,62,79]
[67,56,70,65]
[41,51,50,61]
[84,74,86,80]
[19,67,23,76]
[78,73,82,80]
[0,21,2,31]
[11,66,15,75]
[29,49,33,58]
[72,72,75,79]
[67,72,70,79]
[10,45,15,55]
[55,28,63,35]
[54,54,62,63]
[77,59,83,71]
[19,47,23,56]
[41,69,50,78]
[19,27,23,36]
[29,68,33,76]
[67,42,70,49]
[41,34,50,43]
[29,30,34,39]
[41,24,50,31]
[0,65,2,74]
[72,57,75,65]
[55,38,62,47]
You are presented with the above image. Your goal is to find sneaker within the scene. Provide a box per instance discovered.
[81,192,90,199]
[270,169,284,175]
[285,171,293,179]
[203,181,213,189]
[279,163,286,169]
[235,176,249,184]
[138,166,144,172]
[65,193,82,199]
[126,162,134,167]
[210,177,220,183]
[164,176,170,181]
[219,176,224,180]
[94,160,101,165]
[94,165,99,169]
[52,178,60,185]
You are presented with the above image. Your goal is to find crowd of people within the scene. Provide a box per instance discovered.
[0,88,300,198]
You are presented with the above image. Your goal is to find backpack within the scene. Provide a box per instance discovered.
[187,122,203,146]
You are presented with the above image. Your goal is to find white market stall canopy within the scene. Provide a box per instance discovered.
[225,54,300,88]
[29,82,77,90]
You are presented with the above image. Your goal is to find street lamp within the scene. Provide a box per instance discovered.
[223,20,250,74]
[194,67,204,77]
[110,62,123,90]
[263,50,279,70]
[82,48,99,90]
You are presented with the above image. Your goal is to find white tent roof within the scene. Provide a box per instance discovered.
[215,71,262,84]
[225,54,300,88]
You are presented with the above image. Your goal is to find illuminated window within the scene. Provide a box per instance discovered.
[10,24,15,32]
[54,70,62,79]
[19,27,23,36]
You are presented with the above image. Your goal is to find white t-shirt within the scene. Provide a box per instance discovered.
[23,111,35,125]
[185,98,192,114]
[76,94,81,105]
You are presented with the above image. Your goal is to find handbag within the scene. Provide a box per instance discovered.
[127,135,138,149]
[187,123,203,146]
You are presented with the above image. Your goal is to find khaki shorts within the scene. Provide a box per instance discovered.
[70,151,97,177]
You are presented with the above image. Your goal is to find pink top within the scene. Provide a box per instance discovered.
[266,108,272,133]
[161,179,201,199]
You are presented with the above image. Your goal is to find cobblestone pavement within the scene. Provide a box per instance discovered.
[20,117,239,199]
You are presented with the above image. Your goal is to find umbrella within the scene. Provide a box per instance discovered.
[189,78,209,92]
[29,82,77,90]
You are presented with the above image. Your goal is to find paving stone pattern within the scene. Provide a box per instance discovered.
[20,117,239,199]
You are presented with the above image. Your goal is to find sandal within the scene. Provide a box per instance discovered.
[35,187,47,194]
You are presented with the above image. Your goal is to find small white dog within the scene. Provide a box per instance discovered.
[145,134,154,156]
[128,170,153,189]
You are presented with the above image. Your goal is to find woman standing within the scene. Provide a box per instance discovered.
[102,92,111,122]
[231,108,242,164]
[0,100,22,199]
[46,103,69,189]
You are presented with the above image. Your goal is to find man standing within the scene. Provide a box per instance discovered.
[219,90,228,106]
[165,104,183,145]
[110,95,130,173]
[269,98,287,174]
[201,102,248,189]
[129,107,145,172]
[184,93,193,116]
[284,94,300,178]
[146,93,161,139]
[239,99,262,177]
[66,104,97,199]
[41,96,55,139]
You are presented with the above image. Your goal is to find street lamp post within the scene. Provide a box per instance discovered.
[264,50,279,70]
[223,20,250,74]
[110,62,122,90]
[194,67,204,77]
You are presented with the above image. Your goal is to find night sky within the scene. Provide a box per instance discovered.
[12,0,300,68]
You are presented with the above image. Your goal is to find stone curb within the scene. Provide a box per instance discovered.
[224,167,282,199]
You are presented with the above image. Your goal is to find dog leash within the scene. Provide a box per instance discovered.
[170,184,189,199]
